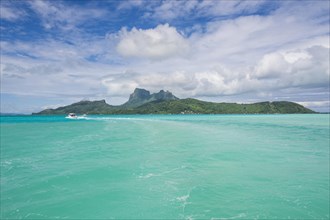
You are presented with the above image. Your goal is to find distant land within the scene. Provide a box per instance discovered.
[0,113,28,116]
[34,88,315,115]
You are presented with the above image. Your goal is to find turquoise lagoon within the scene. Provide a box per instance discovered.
[1,114,329,219]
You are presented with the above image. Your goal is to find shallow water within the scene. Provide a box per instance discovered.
[1,114,329,219]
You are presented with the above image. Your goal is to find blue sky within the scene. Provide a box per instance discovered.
[1,0,329,113]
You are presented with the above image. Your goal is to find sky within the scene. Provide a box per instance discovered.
[0,0,329,113]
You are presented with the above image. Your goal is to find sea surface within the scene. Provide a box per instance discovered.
[1,114,329,219]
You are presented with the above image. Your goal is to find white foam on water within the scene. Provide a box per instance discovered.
[138,166,187,179]
[1,160,12,166]
[1,160,13,171]
[25,212,68,219]
[177,189,193,217]
[177,194,190,202]
[25,213,47,218]
[138,173,157,179]
[211,213,247,220]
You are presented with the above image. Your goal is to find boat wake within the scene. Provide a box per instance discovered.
[65,116,88,120]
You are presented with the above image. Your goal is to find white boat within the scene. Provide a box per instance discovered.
[66,113,78,119]
[66,113,88,119]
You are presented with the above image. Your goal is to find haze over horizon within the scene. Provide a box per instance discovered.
[1,0,329,113]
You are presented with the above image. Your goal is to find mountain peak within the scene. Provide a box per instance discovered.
[132,88,150,97]
[128,88,151,103]
[123,88,179,108]
[152,89,178,101]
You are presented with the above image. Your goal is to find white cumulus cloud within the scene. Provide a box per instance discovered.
[254,46,329,87]
[116,24,189,60]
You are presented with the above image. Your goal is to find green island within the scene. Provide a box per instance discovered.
[34,88,315,115]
